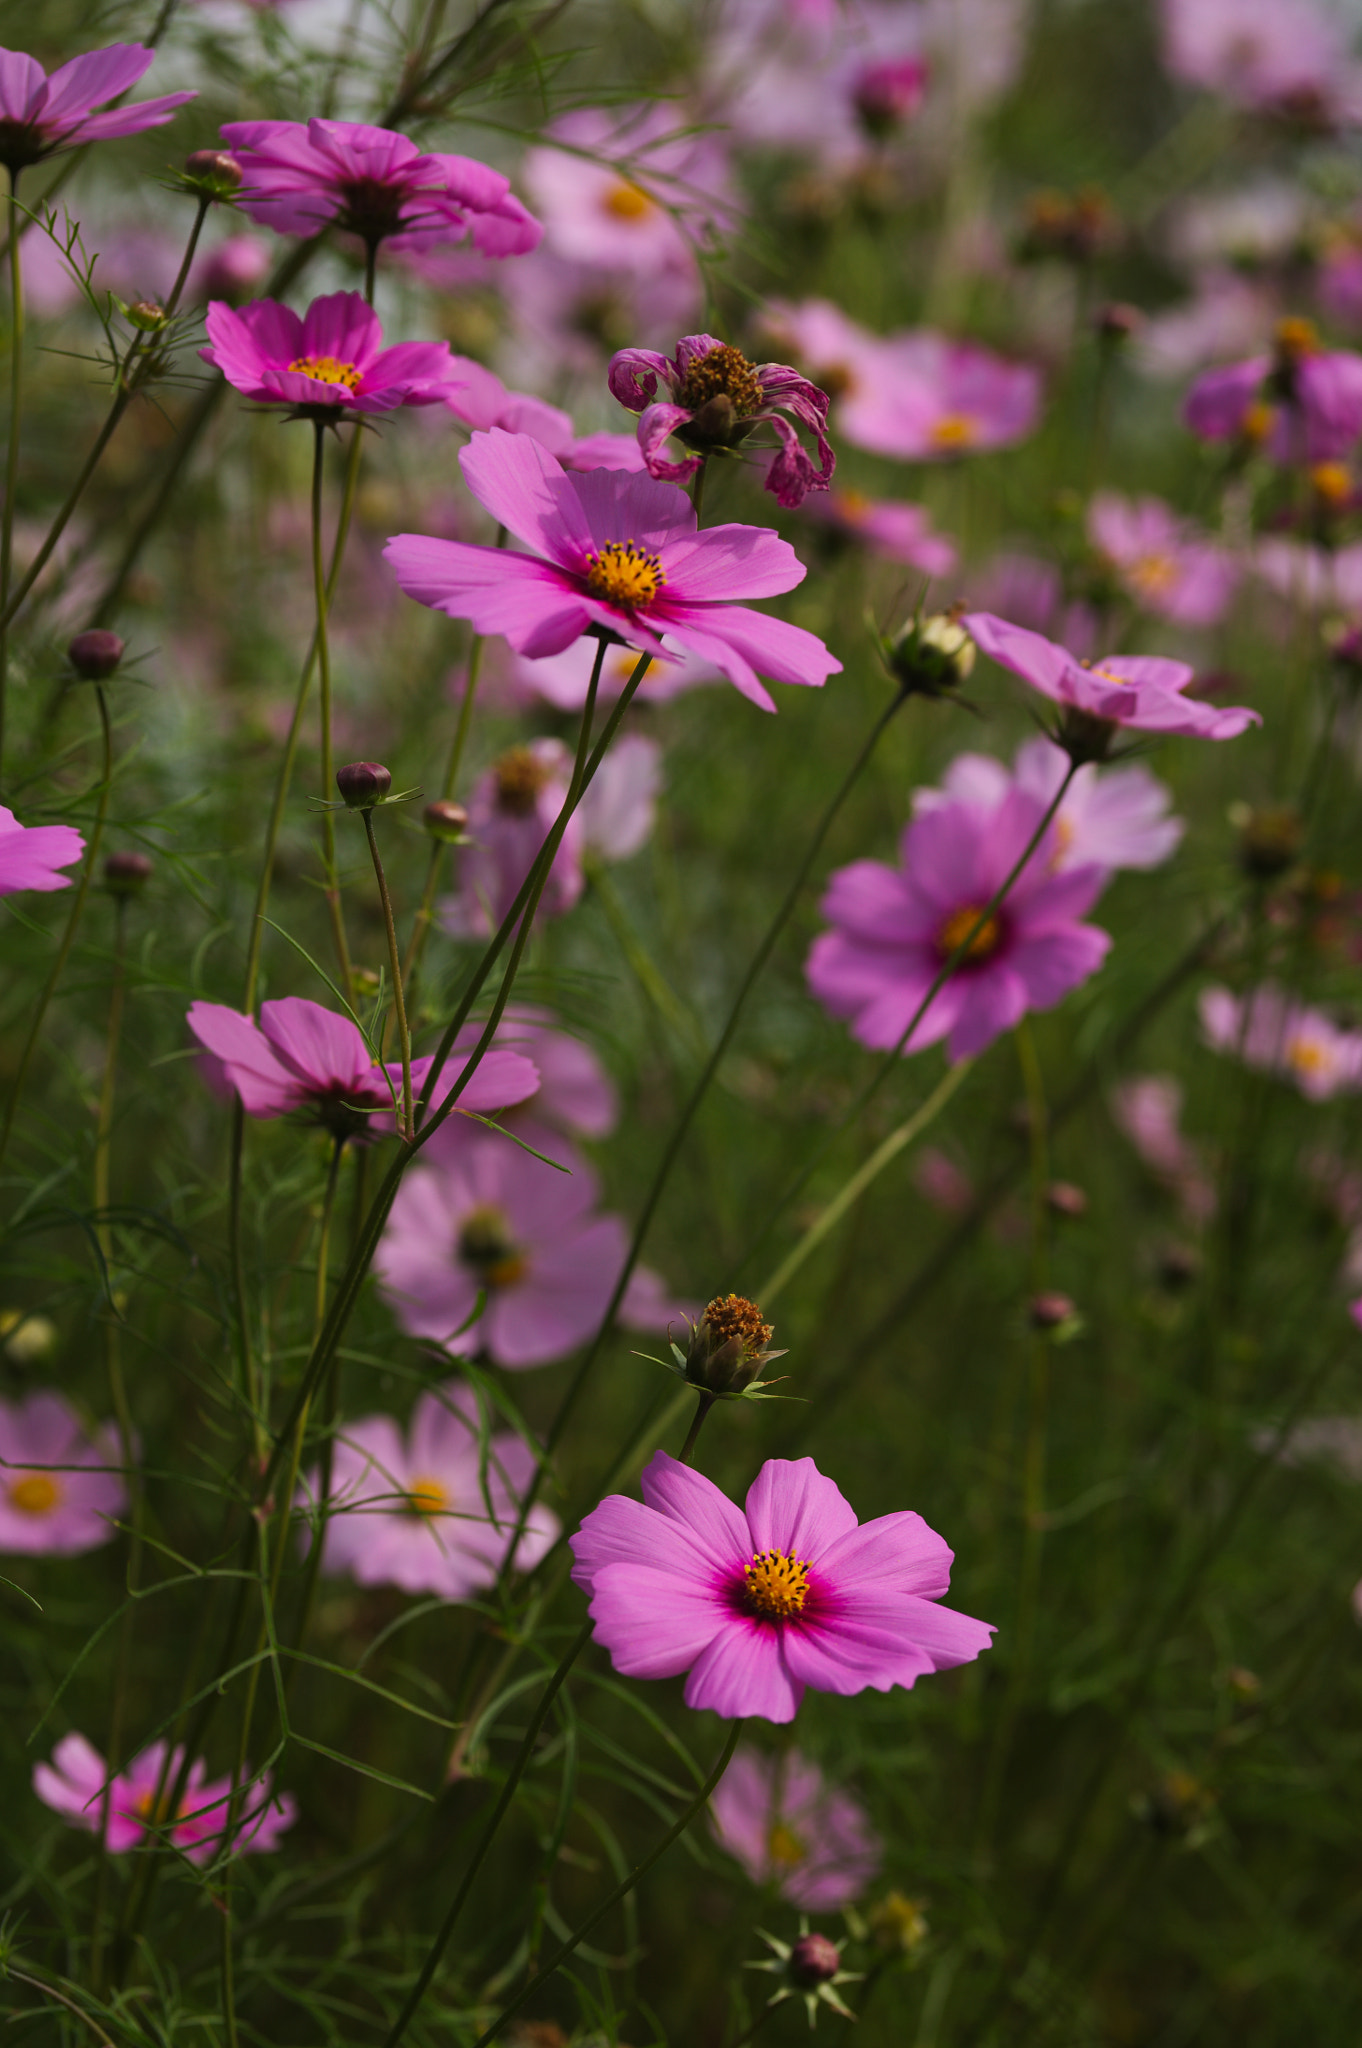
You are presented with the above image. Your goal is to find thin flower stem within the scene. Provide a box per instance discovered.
[0,685,115,1171]
[310,420,355,1007]
[677,1392,716,1464]
[468,1719,744,2048]
[403,614,495,998]
[227,1099,264,1465]
[163,196,211,322]
[0,168,22,783]
[362,806,413,1139]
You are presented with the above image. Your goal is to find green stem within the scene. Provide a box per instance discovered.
[690,456,708,522]
[677,1392,716,1464]
[310,420,354,1006]
[362,806,413,1140]
[0,167,21,784]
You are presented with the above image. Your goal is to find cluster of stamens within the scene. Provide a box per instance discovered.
[8,1473,58,1515]
[937,903,1002,964]
[742,1547,811,1621]
[703,1293,773,1354]
[583,540,665,610]
[679,343,765,417]
[494,745,553,815]
[457,1204,527,1289]
[288,354,362,391]
[406,1476,448,1518]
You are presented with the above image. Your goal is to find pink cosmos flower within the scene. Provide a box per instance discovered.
[1255,537,1362,610]
[201,291,460,416]
[709,1746,881,1909]
[0,805,84,893]
[838,332,1042,462]
[510,633,718,708]
[963,612,1260,744]
[1183,327,1362,464]
[579,731,660,862]
[452,1007,618,1138]
[1199,983,1362,1100]
[757,301,891,421]
[186,995,539,1131]
[0,1392,126,1555]
[1087,492,1238,628]
[917,737,1184,875]
[375,1120,678,1367]
[1110,1075,1217,1225]
[1136,272,1280,380]
[570,1451,992,1724]
[435,357,647,472]
[34,1733,294,1861]
[803,487,957,576]
[520,105,730,279]
[298,1381,558,1598]
[607,334,834,508]
[806,785,1112,1064]
[219,117,539,257]
[0,44,194,172]
[968,553,1098,662]
[384,429,841,712]
[1160,0,1362,123]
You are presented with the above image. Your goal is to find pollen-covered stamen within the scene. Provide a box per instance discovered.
[406,1475,448,1518]
[288,354,362,391]
[8,1473,59,1515]
[680,343,766,418]
[937,904,1002,964]
[583,540,665,610]
[767,1821,808,1868]
[743,1547,811,1621]
[930,412,978,449]
[493,745,553,816]
[704,1293,773,1353]
[457,1203,528,1289]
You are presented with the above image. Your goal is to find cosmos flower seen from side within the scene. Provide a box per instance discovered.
[0,1392,127,1555]
[570,1451,992,1723]
[0,805,84,893]
[34,1734,294,1861]
[201,292,461,416]
[1199,984,1362,1100]
[709,1745,881,1908]
[0,43,195,173]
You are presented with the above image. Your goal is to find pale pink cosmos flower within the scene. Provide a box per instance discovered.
[1254,537,1362,610]
[510,633,719,709]
[608,334,834,508]
[838,332,1043,462]
[1087,492,1238,628]
[502,248,705,381]
[1110,1075,1217,1225]
[34,1733,294,1861]
[803,487,957,577]
[0,805,84,893]
[452,1006,617,1139]
[186,995,539,1131]
[1183,327,1362,464]
[202,291,460,416]
[375,1120,680,1367]
[967,553,1098,661]
[579,731,661,862]
[384,429,841,712]
[806,785,1112,1064]
[963,612,1260,744]
[220,117,540,257]
[1199,984,1362,1100]
[520,105,730,280]
[757,301,892,423]
[298,1381,558,1598]
[1136,272,1280,380]
[1160,0,1362,123]
[0,44,194,172]
[570,1451,993,1724]
[915,737,1184,875]
[710,1746,881,1908]
[0,1393,126,1555]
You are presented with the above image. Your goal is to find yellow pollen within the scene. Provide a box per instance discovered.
[930,412,978,449]
[938,904,1001,963]
[767,1821,808,1869]
[1243,399,1275,444]
[1286,1035,1330,1075]
[288,354,362,391]
[834,487,872,522]
[7,1472,59,1515]
[407,1476,448,1518]
[583,540,665,610]
[602,180,654,221]
[1312,462,1352,506]
[1129,553,1177,596]
[743,1548,811,1621]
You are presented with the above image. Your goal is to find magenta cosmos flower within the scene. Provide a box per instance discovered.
[298,1381,557,1599]
[1199,983,1362,1101]
[186,995,539,1133]
[0,1392,126,1556]
[1087,491,1238,628]
[917,737,1184,875]
[0,43,194,174]
[0,804,84,893]
[804,486,956,576]
[710,1745,881,1909]
[839,331,1042,462]
[385,429,840,712]
[220,117,539,257]
[1183,322,1362,465]
[201,291,459,415]
[34,1733,294,1862]
[375,1119,678,1367]
[963,612,1260,748]
[608,334,834,508]
[807,785,1112,1064]
[571,1452,992,1724]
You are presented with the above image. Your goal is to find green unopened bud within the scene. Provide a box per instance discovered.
[682,1293,781,1394]
[885,612,975,697]
[126,300,167,332]
[424,798,469,843]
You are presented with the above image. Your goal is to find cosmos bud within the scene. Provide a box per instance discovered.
[424,799,469,843]
[682,1294,781,1395]
[67,630,125,681]
[884,612,976,698]
[183,149,244,199]
[1046,1181,1088,1220]
[789,1933,842,1989]
[1028,1291,1076,1331]
[126,300,166,332]
[104,851,153,898]
[335,761,392,810]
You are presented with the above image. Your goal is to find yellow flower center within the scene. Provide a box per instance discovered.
[1286,1035,1330,1076]
[602,180,654,221]
[133,1787,180,1826]
[937,904,1002,963]
[833,487,872,522]
[767,1820,808,1868]
[1312,462,1352,506]
[7,1472,59,1515]
[288,354,362,391]
[1129,552,1177,597]
[930,412,978,449]
[583,540,665,610]
[1242,399,1275,443]
[458,1203,528,1290]
[743,1548,810,1621]
[407,1476,448,1517]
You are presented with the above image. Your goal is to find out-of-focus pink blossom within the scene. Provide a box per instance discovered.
[1319,234,1362,332]
[1260,1414,1362,1482]
[913,1145,975,1214]
[1255,537,1362,610]
[804,487,957,576]
[1199,983,1362,1099]
[967,552,1098,660]
[758,300,891,418]
[710,1746,881,1908]
[1160,0,1362,124]
[34,1733,294,1861]
[202,291,461,415]
[0,43,194,171]
[1183,326,1362,463]
[193,233,271,304]
[578,732,660,862]
[510,633,719,708]
[1137,272,1280,379]
[0,805,84,894]
[440,739,583,940]
[1087,492,1238,627]
[1110,1075,1217,1224]
[438,357,647,472]
[452,1007,618,1139]
[917,737,1184,875]
[837,332,1043,462]
[521,106,730,279]
[0,1392,126,1556]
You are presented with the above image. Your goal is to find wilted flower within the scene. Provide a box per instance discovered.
[0,1393,126,1556]
[0,43,194,173]
[201,291,461,416]
[1199,983,1362,1100]
[709,1745,881,1907]
[34,1733,294,1861]
[0,805,84,895]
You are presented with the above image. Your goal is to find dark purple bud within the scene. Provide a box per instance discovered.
[336,762,392,809]
[790,1933,842,1988]
[1028,1291,1076,1331]
[1046,1181,1088,1220]
[424,799,469,842]
[184,149,243,196]
[104,851,153,897]
[68,630,125,681]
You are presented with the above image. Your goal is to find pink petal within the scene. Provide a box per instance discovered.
[587,1561,726,1677]
[640,1451,752,1570]
[458,428,595,564]
[684,1619,803,1722]
[744,1457,859,1562]
[817,1509,955,1599]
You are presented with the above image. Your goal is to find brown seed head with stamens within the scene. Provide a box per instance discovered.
[680,343,765,417]
[494,746,553,816]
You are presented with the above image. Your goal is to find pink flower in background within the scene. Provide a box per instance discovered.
[804,488,957,576]
[0,44,194,171]
[917,737,1184,874]
[521,105,730,279]
[1110,1075,1216,1224]
[710,1746,881,1908]
[967,553,1098,661]
[202,292,461,415]
[570,1451,993,1723]
[807,786,1112,1064]
[440,739,584,939]
[502,251,705,380]
[220,117,540,256]
[1136,272,1280,380]
[1319,235,1362,332]
[0,1393,126,1555]
[1255,538,1362,609]
[839,333,1042,461]
[186,996,539,1128]
[853,56,929,134]
[0,806,84,894]
[438,357,647,471]
[452,1007,618,1138]
[579,731,661,862]
[963,612,1260,742]
[758,301,891,417]
[608,334,834,507]
[34,1734,294,1861]
[298,1381,558,1598]
[1199,984,1362,1100]
[385,429,841,712]
[376,1121,680,1366]
[1183,328,1362,463]
[1087,492,1238,627]
[193,233,271,304]
[511,634,718,708]
[1160,0,1362,123]
[913,1145,975,1215]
